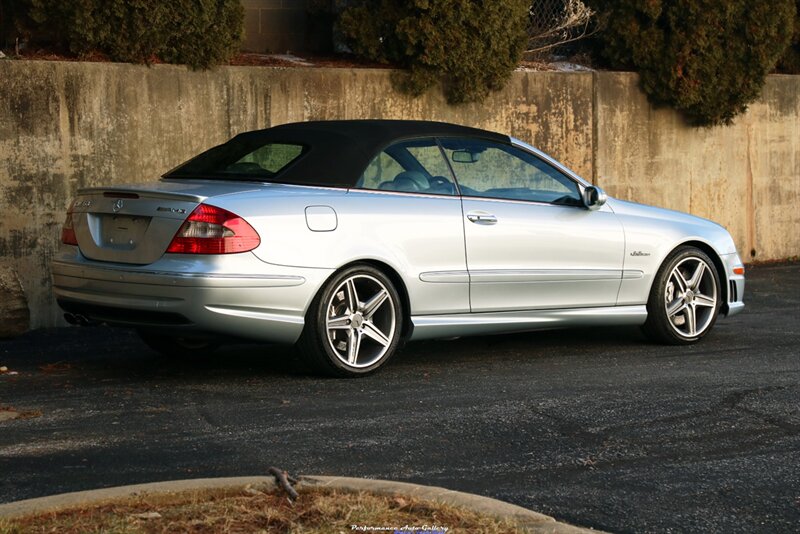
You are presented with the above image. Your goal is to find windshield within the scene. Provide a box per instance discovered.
[166,139,306,181]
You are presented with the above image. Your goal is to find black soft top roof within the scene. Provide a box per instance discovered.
[167,120,509,187]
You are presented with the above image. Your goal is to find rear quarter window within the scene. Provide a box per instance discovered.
[167,141,306,180]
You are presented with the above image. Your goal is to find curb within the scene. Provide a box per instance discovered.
[0,475,603,533]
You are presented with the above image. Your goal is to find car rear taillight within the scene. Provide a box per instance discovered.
[61,203,78,246]
[166,204,260,254]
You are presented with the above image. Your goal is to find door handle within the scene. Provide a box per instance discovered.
[466,212,497,225]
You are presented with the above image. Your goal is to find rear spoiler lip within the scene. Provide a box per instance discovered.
[76,187,207,203]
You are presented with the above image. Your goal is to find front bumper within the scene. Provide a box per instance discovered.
[721,252,745,318]
[52,250,333,344]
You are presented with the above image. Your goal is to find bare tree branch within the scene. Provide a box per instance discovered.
[526,0,596,58]
[268,466,299,501]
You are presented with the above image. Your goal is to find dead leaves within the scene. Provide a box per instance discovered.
[38,361,72,373]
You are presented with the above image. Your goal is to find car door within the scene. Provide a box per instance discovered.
[440,137,625,313]
[350,137,469,315]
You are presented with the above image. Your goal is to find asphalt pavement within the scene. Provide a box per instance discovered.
[1,263,798,533]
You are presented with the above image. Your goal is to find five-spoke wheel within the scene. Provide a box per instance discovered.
[299,265,403,376]
[643,246,721,344]
[664,257,718,338]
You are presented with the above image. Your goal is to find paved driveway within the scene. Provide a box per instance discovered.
[1,263,798,533]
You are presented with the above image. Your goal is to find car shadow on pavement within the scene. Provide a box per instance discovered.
[2,323,718,383]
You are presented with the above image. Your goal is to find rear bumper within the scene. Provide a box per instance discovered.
[51,251,333,344]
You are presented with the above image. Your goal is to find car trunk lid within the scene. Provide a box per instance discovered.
[69,181,259,265]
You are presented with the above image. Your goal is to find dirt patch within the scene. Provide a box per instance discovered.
[230,53,390,69]
[0,406,41,422]
[0,437,118,457]
[0,409,19,422]
[3,45,594,72]
[37,362,72,374]
[3,47,394,70]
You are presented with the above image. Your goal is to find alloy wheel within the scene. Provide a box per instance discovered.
[325,274,396,368]
[664,256,718,338]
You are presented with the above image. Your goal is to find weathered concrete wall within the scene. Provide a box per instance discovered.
[595,73,800,265]
[0,265,28,337]
[0,61,797,330]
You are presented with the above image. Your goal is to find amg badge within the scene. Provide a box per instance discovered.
[156,207,187,214]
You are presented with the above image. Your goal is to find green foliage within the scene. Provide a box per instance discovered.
[587,0,796,125]
[778,1,800,73]
[10,0,243,68]
[338,0,530,104]
[165,0,244,68]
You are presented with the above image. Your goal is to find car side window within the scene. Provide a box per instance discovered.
[440,138,582,206]
[358,138,457,196]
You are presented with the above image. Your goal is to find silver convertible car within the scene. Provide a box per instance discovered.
[52,120,745,376]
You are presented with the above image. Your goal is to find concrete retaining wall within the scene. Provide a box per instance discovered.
[594,73,800,264]
[0,61,797,330]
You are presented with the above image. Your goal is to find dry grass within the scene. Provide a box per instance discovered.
[0,486,523,533]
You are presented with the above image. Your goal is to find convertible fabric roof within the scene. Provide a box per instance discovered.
[170,120,509,188]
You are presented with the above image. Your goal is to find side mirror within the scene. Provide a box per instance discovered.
[582,185,607,210]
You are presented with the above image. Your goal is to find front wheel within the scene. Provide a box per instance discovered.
[642,246,722,344]
[298,265,403,377]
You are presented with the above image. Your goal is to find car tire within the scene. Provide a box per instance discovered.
[137,329,220,358]
[642,246,722,345]
[298,265,403,377]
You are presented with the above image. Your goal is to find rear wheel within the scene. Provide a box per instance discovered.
[298,265,403,377]
[642,246,721,344]
[137,329,220,358]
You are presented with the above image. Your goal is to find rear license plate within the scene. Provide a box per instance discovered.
[95,214,151,249]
